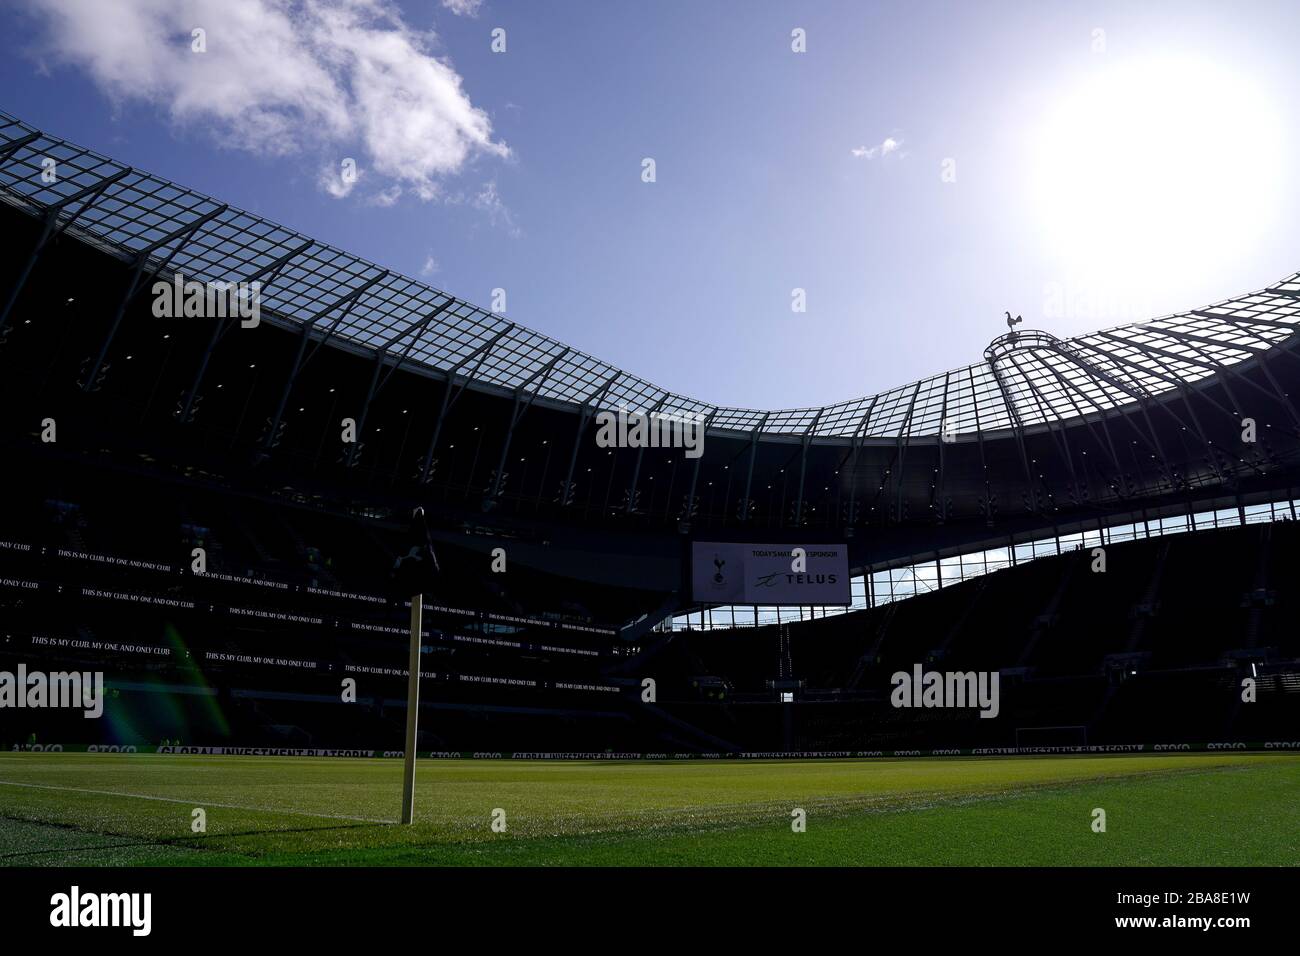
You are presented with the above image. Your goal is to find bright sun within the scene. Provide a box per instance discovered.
[1030,55,1285,295]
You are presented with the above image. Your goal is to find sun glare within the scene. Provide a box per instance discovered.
[1030,55,1285,296]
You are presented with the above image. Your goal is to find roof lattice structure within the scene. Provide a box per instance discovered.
[3,109,1299,440]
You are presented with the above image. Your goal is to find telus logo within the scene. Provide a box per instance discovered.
[50,886,151,936]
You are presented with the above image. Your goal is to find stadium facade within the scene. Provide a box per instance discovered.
[1,111,1297,755]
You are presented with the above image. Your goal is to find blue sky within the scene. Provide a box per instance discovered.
[2,0,1298,410]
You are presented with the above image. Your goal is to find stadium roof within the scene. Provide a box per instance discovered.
[3,108,1299,442]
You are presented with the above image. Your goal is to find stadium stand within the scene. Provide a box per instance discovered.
[0,111,1297,756]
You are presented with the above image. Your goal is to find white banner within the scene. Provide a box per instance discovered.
[691,542,850,605]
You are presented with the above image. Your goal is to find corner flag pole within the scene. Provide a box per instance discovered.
[400,589,422,825]
[397,505,436,826]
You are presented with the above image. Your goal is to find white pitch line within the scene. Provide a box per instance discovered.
[0,779,394,825]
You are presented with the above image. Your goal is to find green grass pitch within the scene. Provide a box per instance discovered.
[0,752,1295,866]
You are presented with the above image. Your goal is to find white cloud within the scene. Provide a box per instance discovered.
[23,0,509,200]
[420,253,440,276]
[472,180,520,237]
[368,184,402,207]
[440,0,483,16]
[851,135,904,160]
